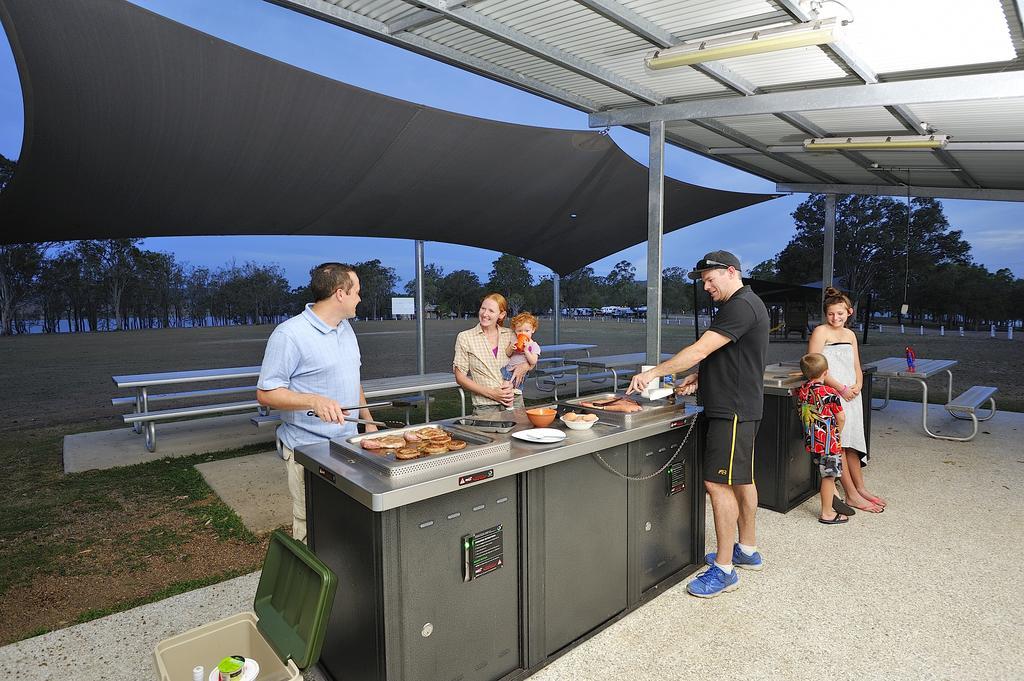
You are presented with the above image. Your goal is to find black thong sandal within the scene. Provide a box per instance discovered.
[832,496,856,516]
[818,514,849,525]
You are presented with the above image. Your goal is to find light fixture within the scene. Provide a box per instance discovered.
[868,163,961,172]
[645,18,841,70]
[803,134,950,151]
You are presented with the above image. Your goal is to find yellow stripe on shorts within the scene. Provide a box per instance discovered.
[727,413,738,485]
[751,433,756,484]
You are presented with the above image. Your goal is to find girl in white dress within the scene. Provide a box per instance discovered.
[808,287,886,513]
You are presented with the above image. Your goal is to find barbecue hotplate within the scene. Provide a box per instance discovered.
[555,392,688,427]
[331,424,510,477]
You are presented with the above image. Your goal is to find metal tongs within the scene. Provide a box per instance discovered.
[306,399,394,427]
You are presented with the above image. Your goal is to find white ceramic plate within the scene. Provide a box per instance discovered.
[511,428,567,443]
[208,658,260,681]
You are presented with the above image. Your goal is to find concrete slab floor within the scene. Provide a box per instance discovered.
[195,450,291,535]
[4,400,1021,681]
[62,413,277,473]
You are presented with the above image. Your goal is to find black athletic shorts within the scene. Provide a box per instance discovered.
[703,415,760,485]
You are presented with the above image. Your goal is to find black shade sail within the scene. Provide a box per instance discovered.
[0,0,777,275]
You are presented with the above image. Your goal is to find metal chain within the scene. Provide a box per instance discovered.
[591,414,698,481]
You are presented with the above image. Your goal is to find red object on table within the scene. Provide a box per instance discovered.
[905,345,916,372]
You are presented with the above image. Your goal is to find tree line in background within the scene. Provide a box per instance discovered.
[1,158,1020,335]
[0,236,698,335]
[750,195,1024,329]
[403,255,702,320]
[0,239,300,334]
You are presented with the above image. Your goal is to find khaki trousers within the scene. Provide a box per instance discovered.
[280,443,306,543]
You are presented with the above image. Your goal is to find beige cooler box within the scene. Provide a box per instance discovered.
[154,530,337,681]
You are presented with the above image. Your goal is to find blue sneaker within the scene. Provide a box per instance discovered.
[686,564,739,598]
[704,545,764,571]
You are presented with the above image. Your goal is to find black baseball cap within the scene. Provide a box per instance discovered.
[687,250,741,280]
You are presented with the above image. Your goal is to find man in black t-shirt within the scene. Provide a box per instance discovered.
[628,250,768,598]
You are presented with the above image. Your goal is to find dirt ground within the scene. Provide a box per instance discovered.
[0,318,1019,644]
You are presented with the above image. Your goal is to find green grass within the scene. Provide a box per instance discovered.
[0,425,264,597]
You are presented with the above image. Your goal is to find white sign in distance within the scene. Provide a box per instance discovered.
[392,297,415,316]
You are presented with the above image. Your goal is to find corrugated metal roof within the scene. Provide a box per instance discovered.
[268,0,1024,197]
[716,48,851,88]
[910,99,1024,141]
[790,153,883,184]
[666,120,745,148]
[623,0,781,36]
[715,154,819,183]
[955,151,1024,188]
[863,151,948,168]
[715,113,805,145]
[798,107,905,135]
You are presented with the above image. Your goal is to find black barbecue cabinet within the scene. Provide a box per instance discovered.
[295,399,703,681]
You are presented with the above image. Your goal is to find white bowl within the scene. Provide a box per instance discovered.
[560,414,596,430]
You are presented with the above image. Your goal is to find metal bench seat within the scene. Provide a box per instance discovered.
[124,400,263,452]
[939,385,998,442]
[111,384,258,406]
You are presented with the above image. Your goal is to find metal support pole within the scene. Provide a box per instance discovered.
[646,120,665,367]
[415,240,426,375]
[692,280,699,342]
[552,272,561,345]
[861,293,872,345]
[822,193,836,314]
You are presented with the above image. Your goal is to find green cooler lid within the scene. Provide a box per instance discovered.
[254,530,338,670]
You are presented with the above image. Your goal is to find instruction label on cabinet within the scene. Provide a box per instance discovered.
[462,524,503,582]
[666,462,686,496]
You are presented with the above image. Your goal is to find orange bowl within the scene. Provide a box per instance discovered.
[525,407,557,428]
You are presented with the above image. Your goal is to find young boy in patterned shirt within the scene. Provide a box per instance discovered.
[797,353,850,525]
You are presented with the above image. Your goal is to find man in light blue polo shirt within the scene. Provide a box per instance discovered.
[257,262,377,542]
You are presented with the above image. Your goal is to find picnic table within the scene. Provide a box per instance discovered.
[528,344,598,397]
[361,372,466,421]
[114,367,466,451]
[574,353,674,392]
[113,366,263,429]
[864,357,957,439]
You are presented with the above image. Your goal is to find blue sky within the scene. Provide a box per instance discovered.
[1,0,1021,288]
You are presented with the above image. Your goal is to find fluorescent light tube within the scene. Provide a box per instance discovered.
[645,18,840,70]
[803,135,951,151]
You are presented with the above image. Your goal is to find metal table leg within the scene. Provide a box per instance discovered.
[871,377,891,410]
[611,368,618,392]
[458,388,466,417]
[133,387,148,434]
[909,376,947,439]
[145,421,156,452]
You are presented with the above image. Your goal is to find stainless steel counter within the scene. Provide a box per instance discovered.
[295,403,700,512]
[763,362,805,395]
